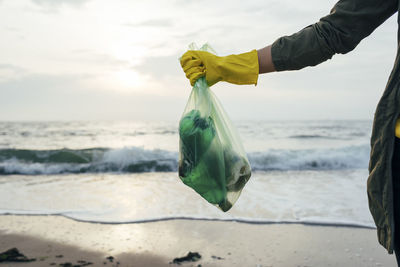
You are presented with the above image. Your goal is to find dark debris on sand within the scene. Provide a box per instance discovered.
[0,247,36,262]
[0,247,95,267]
[58,260,93,267]
[170,251,201,265]
[103,256,120,266]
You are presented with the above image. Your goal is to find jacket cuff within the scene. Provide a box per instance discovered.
[271,38,288,72]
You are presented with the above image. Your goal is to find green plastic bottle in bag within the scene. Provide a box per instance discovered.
[178,43,251,212]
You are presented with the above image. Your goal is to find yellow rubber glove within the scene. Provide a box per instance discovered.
[396,118,400,138]
[180,50,259,87]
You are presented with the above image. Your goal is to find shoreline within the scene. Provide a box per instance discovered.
[0,214,376,229]
[0,215,396,267]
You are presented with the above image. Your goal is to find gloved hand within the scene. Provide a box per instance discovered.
[180,50,259,87]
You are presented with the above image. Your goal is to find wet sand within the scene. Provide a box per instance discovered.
[0,215,396,267]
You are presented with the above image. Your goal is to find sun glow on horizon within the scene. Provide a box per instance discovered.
[113,69,144,90]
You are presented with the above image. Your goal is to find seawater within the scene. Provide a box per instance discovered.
[0,120,375,227]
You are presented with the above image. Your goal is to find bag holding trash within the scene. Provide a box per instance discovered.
[178,43,251,212]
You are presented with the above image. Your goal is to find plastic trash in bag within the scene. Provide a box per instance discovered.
[178,43,251,212]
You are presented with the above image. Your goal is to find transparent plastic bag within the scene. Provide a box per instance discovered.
[178,43,251,212]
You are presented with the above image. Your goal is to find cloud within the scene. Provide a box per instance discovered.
[0,73,93,114]
[0,0,395,121]
[135,55,181,78]
[0,72,186,121]
[69,49,130,70]
[31,0,90,7]
[0,64,25,72]
[0,72,91,91]
[4,26,20,32]
[29,0,91,13]
[0,64,27,82]
[124,19,174,28]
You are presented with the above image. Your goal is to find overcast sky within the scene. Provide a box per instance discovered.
[0,0,397,121]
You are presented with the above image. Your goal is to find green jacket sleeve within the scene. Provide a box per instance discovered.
[271,0,398,71]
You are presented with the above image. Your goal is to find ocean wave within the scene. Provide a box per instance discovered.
[0,144,369,175]
[249,145,369,171]
[0,147,178,175]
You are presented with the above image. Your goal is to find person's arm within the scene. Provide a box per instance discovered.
[264,0,398,72]
[257,45,275,74]
[181,0,397,85]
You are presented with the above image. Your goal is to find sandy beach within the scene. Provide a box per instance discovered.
[0,215,396,267]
